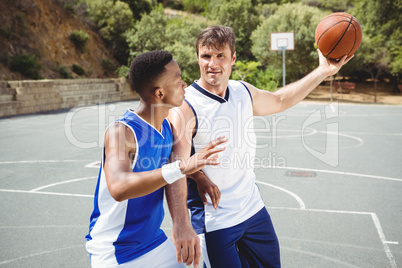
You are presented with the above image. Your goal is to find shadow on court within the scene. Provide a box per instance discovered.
[0,100,401,267]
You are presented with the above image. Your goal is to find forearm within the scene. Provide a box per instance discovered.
[274,66,327,111]
[166,178,191,227]
[106,168,168,202]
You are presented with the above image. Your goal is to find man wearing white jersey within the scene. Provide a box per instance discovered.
[85,50,227,268]
[166,26,353,267]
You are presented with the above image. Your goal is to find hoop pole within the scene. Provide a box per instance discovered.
[282,49,286,87]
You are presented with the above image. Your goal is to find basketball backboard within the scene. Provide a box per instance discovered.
[271,32,294,51]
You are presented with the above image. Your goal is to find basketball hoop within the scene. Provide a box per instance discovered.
[271,32,294,87]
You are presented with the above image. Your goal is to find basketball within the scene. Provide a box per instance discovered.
[315,12,362,60]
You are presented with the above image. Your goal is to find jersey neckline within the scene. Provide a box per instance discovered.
[191,81,230,103]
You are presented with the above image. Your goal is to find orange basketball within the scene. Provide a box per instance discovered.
[315,12,362,60]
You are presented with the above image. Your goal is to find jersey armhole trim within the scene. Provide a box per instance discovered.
[116,121,139,170]
[184,99,198,139]
[239,81,253,105]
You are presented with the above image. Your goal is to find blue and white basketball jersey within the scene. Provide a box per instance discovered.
[86,109,173,266]
[185,80,265,234]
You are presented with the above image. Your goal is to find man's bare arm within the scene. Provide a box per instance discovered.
[248,50,354,116]
[166,103,200,267]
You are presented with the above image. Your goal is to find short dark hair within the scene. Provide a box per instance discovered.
[196,26,236,56]
[129,50,173,96]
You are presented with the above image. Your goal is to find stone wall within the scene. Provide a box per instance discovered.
[0,78,139,118]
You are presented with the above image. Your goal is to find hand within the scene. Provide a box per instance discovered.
[180,136,228,175]
[190,171,221,210]
[172,222,201,267]
[318,49,354,77]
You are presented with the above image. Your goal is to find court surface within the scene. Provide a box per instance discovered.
[0,100,401,267]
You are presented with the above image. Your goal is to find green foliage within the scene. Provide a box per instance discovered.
[119,0,152,20]
[58,65,73,79]
[251,3,326,82]
[257,3,279,19]
[232,61,260,81]
[166,42,199,84]
[72,64,86,75]
[70,30,90,52]
[116,65,130,78]
[231,61,279,91]
[10,53,43,79]
[349,0,402,78]
[85,0,134,63]
[164,17,207,83]
[182,0,208,13]
[300,0,351,12]
[125,6,207,82]
[126,5,169,59]
[208,0,260,60]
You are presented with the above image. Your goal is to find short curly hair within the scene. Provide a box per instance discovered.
[129,50,173,97]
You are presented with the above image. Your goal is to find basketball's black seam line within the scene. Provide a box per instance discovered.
[326,16,354,58]
[317,20,350,49]
[346,21,358,56]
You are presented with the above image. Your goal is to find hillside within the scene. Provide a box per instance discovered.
[0,0,118,80]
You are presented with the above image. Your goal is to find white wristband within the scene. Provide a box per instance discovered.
[161,160,185,184]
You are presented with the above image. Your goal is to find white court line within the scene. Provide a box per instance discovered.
[342,131,402,136]
[0,244,84,265]
[0,189,93,198]
[85,161,101,168]
[326,131,364,147]
[255,165,402,183]
[281,246,359,268]
[268,207,398,268]
[256,180,306,209]
[0,160,89,164]
[0,225,87,229]
[30,176,97,192]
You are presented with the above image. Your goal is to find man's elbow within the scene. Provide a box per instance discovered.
[107,179,127,202]
[109,188,126,202]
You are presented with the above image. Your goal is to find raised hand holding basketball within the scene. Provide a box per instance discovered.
[318,49,354,77]
[315,12,362,60]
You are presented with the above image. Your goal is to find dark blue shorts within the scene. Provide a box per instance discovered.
[204,207,280,268]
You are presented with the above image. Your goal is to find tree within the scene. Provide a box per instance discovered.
[164,16,207,83]
[125,4,169,59]
[125,5,207,82]
[231,61,279,91]
[208,0,260,61]
[85,0,134,64]
[120,0,153,20]
[182,0,209,13]
[251,3,327,82]
[349,0,402,90]
[300,0,352,12]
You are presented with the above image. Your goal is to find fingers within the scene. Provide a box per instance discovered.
[185,243,195,266]
[204,148,226,162]
[194,242,201,268]
[343,54,355,65]
[210,186,221,210]
[200,191,208,206]
[179,234,200,267]
[176,245,182,264]
[199,184,221,209]
[203,136,228,151]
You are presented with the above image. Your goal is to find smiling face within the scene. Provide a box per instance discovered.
[197,44,236,94]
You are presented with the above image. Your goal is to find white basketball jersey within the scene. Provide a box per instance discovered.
[185,80,265,233]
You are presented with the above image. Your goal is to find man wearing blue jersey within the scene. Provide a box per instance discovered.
[167,26,354,267]
[86,50,227,268]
